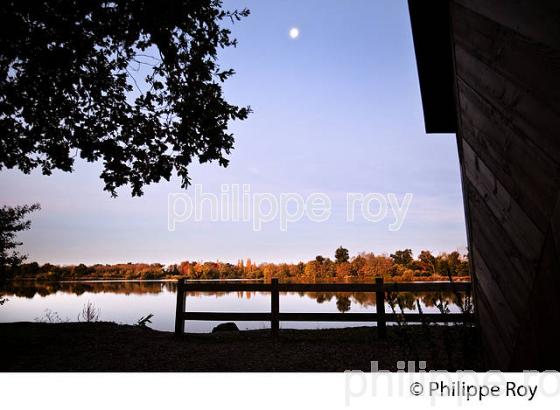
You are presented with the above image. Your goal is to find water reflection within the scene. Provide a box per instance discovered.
[0,280,468,332]
[1,280,171,298]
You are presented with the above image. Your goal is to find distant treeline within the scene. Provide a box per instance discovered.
[3,247,469,282]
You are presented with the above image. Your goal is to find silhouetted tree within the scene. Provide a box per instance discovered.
[0,1,250,196]
[334,246,349,263]
[0,203,40,280]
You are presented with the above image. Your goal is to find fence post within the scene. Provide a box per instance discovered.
[271,278,279,337]
[175,278,186,336]
[375,277,386,338]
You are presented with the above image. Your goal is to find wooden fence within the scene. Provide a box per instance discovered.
[174,277,473,337]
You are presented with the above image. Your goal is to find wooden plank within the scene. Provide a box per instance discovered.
[183,282,472,293]
[471,245,520,346]
[271,278,279,336]
[383,282,472,292]
[465,180,534,308]
[183,312,272,321]
[454,43,560,167]
[451,2,560,109]
[551,194,560,255]
[277,283,380,292]
[182,311,471,323]
[279,313,378,322]
[174,279,186,336]
[461,139,544,263]
[280,313,472,323]
[453,0,560,51]
[384,313,475,323]
[375,278,386,337]
[473,278,513,369]
[456,79,559,231]
[184,283,272,292]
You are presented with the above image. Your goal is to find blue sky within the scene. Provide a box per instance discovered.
[0,0,467,265]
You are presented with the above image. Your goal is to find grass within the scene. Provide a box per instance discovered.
[0,322,482,372]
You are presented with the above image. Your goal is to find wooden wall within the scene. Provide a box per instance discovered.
[449,0,560,370]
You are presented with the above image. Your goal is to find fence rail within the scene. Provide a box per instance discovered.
[174,278,473,337]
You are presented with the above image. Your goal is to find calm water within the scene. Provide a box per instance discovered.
[0,280,466,332]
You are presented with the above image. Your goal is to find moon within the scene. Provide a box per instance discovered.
[289,27,300,39]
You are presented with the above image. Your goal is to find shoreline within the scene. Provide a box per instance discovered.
[0,322,482,372]
[3,275,472,283]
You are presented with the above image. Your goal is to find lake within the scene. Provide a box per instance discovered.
[0,280,468,332]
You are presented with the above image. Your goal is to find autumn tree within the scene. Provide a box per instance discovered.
[349,255,365,277]
[437,251,469,277]
[0,0,250,196]
[304,260,319,281]
[418,250,437,276]
[335,262,351,278]
[289,262,305,277]
[359,253,393,278]
[390,249,413,267]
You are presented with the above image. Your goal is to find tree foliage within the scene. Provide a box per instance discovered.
[0,203,40,278]
[7,247,471,282]
[334,246,349,264]
[335,296,351,313]
[390,249,413,267]
[0,0,250,196]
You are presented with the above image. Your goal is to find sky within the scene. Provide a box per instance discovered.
[0,0,467,265]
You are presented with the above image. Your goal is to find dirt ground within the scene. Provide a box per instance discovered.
[0,322,482,371]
